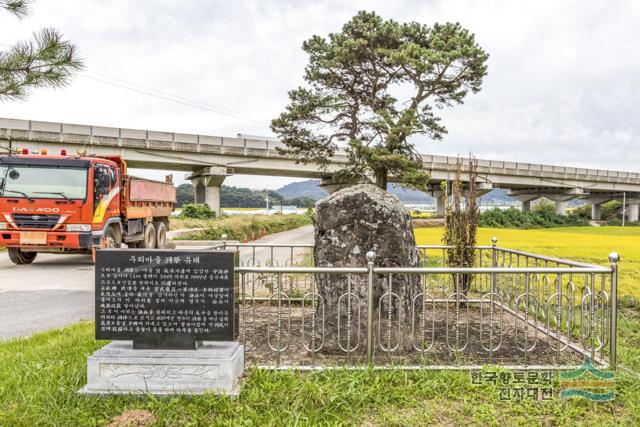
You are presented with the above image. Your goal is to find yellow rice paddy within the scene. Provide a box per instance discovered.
[414,226,640,298]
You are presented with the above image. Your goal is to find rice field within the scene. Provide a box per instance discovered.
[414,226,640,298]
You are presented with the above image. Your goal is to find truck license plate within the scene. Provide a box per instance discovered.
[20,232,47,245]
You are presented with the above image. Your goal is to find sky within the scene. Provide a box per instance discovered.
[1,0,638,189]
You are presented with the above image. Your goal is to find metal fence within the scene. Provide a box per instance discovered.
[206,238,618,370]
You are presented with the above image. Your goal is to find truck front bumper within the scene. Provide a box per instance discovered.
[0,230,97,251]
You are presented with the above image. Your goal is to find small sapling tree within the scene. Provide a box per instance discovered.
[442,157,479,294]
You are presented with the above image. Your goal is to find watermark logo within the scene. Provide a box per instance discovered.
[470,368,554,402]
[559,359,615,401]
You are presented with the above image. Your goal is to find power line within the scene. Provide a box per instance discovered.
[83,69,265,121]
[78,72,270,126]
[2,40,272,126]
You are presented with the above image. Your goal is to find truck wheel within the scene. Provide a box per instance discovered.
[154,221,167,249]
[8,248,37,265]
[104,226,121,249]
[91,226,121,263]
[140,222,156,249]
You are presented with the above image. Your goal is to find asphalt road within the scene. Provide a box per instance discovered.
[0,225,313,341]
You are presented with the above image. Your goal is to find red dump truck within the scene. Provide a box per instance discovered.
[0,151,176,264]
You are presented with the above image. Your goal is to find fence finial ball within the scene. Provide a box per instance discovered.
[366,251,377,262]
[492,237,498,245]
[609,252,620,263]
[221,234,228,241]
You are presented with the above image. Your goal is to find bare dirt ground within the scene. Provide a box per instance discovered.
[240,302,585,367]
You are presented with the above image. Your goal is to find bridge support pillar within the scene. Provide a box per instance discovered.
[509,188,586,216]
[585,196,613,220]
[628,203,639,223]
[435,195,445,216]
[187,167,229,215]
[554,201,568,216]
[508,193,539,213]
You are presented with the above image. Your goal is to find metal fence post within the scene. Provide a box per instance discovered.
[491,237,498,293]
[221,233,228,250]
[366,250,376,365]
[609,252,619,370]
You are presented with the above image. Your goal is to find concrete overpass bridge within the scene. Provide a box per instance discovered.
[1,117,639,221]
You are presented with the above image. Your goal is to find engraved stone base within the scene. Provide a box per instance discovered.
[80,341,244,396]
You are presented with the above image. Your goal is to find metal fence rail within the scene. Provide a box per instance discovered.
[210,238,618,370]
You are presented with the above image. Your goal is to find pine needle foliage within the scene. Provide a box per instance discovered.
[0,1,82,101]
[271,11,488,190]
[1,0,30,18]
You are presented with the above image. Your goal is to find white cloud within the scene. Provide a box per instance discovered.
[0,0,638,188]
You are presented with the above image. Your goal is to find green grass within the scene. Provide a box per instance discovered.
[1,310,639,426]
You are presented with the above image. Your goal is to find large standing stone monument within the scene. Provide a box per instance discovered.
[314,184,421,353]
[81,249,244,396]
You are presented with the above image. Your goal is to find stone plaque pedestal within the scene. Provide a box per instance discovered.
[80,341,244,396]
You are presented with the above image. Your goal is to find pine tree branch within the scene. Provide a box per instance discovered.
[0,9,83,101]
[0,0,30,19]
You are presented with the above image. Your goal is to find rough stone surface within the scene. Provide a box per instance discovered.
[80,341,244,396]
[314,184,421,353]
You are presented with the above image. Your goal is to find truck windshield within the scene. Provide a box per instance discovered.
[0,165,88,200]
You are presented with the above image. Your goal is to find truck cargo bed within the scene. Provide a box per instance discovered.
[123,175,176,219]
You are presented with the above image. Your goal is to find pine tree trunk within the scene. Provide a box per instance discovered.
[375,167,388,190]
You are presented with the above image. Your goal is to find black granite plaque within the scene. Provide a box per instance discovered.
[95,249,238,350]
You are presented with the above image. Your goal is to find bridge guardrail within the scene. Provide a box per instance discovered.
[2,117,640,182]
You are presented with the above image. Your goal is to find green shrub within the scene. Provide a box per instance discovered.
[532,199,555,215]
[571,204,591,219]
[305,206,316,223]
[602,200,622,220]
[570,201,623,223]
[180,214,312,240]
[180,203,216,219]
[478,207,588,229]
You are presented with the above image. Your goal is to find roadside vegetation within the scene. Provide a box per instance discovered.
[178,203,217,219]
[171,213,312,241]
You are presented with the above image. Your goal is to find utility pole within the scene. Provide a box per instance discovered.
[622,192,626,227]
[265,189,269,215]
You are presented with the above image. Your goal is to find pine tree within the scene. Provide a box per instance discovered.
[0,0,83,101]
[271,11,488,190]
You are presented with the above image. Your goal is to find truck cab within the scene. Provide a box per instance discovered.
[0,151,176,264]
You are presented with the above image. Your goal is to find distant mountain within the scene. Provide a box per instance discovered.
[275,179,522,204]
[479,188,517,204]
[175,183,314,208]
[276,180,329,200]
[388,183,433,203]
